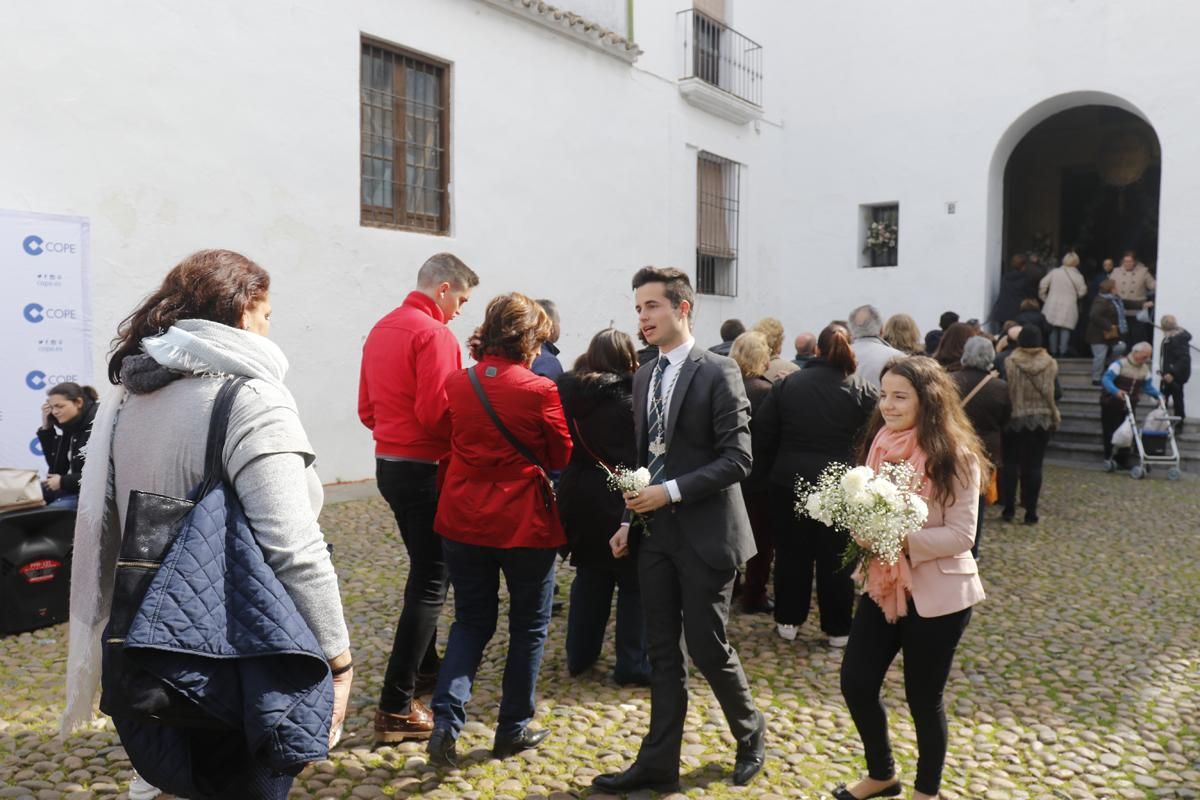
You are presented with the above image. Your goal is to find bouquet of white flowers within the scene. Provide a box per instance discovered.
[864,220,898,251]
[602,464,653,534]
[796,462,928,570]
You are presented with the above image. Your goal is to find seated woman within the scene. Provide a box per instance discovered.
[37,382,99,509]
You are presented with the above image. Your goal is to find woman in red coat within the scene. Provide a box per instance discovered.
[426,293,573,768]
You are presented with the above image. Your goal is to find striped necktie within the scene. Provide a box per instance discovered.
[647,356,670,485]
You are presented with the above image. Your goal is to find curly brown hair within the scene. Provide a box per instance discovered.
[107,250,270,384]
[469,293,553,364]
[856,355,992,507]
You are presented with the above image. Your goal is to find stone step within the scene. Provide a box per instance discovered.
[1044,438,1197,468]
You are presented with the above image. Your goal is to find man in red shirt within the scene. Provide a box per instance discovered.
[359,252,479,743]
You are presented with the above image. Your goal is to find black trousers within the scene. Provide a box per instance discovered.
[1000,428,1050,521]
[377,460,447,713]
[1100,402,1129,463]
[769,486,854,635]
[841,595,972,796]
[634,517,759,774]
[1162,379,1186,421]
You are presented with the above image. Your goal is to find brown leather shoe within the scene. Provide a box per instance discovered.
[374,699,434,744]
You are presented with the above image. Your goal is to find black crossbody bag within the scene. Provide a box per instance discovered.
[467,366,557,514]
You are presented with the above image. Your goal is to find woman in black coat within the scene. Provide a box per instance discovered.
[36,382,99,509]
[755,325,877,646]
[557,329,650,686]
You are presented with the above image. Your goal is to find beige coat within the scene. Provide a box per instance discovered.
[1038,266,1087,329]
[1112,263,1156,310]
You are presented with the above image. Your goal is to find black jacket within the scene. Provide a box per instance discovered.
[1161,330,1192,384]
[990,270,1033,324]
[951,368,1011,465]
[754,360,878,488]
[36,400,98,495]
[741,375,774,494]
[556,371,637,569]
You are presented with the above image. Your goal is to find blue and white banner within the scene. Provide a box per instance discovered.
[1,211,92,472]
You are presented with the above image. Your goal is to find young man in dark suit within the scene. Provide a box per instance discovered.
[593,267,766,794]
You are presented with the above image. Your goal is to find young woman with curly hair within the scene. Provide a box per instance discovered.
[833,356,989,800]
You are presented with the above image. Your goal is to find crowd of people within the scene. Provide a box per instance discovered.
[45,247,1190,799]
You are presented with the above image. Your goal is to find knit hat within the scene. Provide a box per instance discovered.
[1018,326,1043,348]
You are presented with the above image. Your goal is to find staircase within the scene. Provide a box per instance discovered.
[1047,357,1200,470]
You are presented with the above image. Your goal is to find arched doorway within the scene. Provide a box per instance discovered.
[1004,106,1161,280]
[983,92,1162,332]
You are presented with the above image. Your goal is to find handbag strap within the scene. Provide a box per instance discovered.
[467,366,547,472]
[567,416,611,472]
[197,376,250,497]
[960,371,996,408]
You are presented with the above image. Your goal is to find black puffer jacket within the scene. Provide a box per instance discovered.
[36,399,98,495]
[556,371,637,569]
[1161,330,1192,384]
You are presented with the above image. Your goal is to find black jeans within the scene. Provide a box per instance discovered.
[769,486,854,635]
[841,595,972,796]
[377,460,448,713]
[1000,428,1050,521]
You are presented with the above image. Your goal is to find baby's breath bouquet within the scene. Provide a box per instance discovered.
[602,464,653,534]
[796,462,928,571]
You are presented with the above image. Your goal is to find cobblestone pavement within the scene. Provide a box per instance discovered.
[2,465,1197,799]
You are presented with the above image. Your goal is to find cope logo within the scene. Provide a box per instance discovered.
[23,234,76,256]
[25,370,77,390]
[22,302,77,323]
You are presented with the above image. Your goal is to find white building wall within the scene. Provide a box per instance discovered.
[2,0,1197,481]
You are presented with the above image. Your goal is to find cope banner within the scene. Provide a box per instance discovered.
[0,211,92,472]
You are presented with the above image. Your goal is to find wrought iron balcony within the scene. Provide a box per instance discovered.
[677,9,762,120]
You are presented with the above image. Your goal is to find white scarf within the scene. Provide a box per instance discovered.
[62,320,295,735]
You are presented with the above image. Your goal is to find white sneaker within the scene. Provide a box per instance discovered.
[827,635,850,648]
[776,623,797,641]
[129,772,162,800]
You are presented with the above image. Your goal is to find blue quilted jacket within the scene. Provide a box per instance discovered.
[113,483,333,799]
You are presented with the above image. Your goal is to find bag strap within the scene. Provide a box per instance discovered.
[567,415,611,472]
[197,376,250,497]
[960,371,996,408]
[467,366,546,472]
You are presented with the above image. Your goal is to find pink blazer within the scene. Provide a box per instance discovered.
[906,460,986,617]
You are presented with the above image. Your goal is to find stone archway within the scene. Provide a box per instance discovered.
[983,92,1162,323]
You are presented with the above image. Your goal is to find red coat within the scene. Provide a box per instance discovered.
[435,355,572,549]
[358,292,461,461]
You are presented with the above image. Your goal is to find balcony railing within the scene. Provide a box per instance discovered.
[678,9,762,108]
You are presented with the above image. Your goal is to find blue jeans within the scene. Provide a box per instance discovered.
[431,539,557,739]
[565,563,649,682]
[45,493,79,510]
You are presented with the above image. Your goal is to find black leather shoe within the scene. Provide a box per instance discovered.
[492,726,550,758]
[591,763,681,794]
[426,727,457,768]
[831,780,902,799]
[732,711,766,786]
[611,671,651,688]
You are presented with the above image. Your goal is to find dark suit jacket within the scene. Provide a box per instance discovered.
[630,345,756,570]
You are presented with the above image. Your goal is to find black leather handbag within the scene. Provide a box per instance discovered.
[99,377,247,726]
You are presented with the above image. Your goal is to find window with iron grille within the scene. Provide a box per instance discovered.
[696,152,740,296]
[361,39,450,233]
[862,204,899,268]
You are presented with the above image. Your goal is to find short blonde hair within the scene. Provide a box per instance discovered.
[751,317,785,357]
[882,313,924,354]
[1062,252,1080,268]
[730,331,771,378]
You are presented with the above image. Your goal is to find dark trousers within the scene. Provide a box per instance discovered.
[1162,379,1186,421]
[431,539,557,739]
[634,520,759,773]
[1000,428,1050,521]
[740,489,775,605]
[565,562,649,682]
[841,595,972,796]
[1100,402,1129,463]
[769,486,854,635]
[377,460,447,713]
